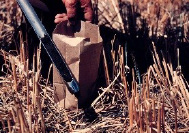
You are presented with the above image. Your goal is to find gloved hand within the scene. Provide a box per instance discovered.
[54,0,93,24]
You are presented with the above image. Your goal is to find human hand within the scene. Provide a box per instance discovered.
[54,0,93,24]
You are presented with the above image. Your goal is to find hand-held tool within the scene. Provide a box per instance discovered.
[17,0,79,94]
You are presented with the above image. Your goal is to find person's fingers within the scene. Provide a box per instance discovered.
[54,13,68,23]
[80,0,93,22]
[54,17,68,23]
[55,13,67,18]
[62,0,78,24]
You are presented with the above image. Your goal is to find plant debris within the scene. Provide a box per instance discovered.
[0,0,189,132]
[0,38,189,132]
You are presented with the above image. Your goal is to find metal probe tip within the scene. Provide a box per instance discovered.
[68,79,79,94]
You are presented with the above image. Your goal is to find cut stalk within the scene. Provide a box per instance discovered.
[129,97,133,127]
[103,48,110,86]
[157,106,161,133]
[10,56,17,92]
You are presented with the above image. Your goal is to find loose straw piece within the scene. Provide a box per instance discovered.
[64,109,73,132]
[91,72,120,107]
